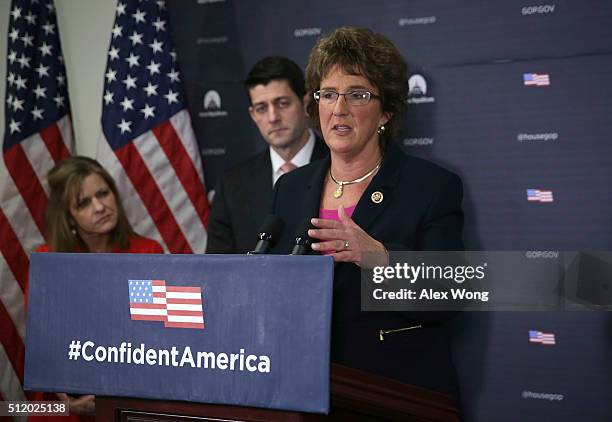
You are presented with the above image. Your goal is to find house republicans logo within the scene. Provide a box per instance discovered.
[407,74,435,104]
[199,90,228,118]
[129,280,204,329]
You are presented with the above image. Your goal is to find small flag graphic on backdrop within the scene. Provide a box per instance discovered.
[523,73,550,86]
[529,330,556,345]
[129,280,204,329]
[527,189,554,203]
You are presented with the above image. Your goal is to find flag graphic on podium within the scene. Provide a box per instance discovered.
[129,280,204,329]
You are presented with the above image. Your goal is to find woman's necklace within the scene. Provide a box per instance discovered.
[329,160,382,198]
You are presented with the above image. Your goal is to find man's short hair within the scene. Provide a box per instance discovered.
[244,56,306,103]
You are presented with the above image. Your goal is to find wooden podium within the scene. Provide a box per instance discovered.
[96,363,459,421]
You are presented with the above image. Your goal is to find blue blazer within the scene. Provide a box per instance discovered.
[271,140,464,395]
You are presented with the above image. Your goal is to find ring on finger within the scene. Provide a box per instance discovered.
[343,240,349,250]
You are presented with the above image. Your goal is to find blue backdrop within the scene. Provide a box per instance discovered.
[166,1,612,420]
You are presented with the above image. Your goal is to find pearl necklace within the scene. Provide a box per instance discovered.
[329,160,382,198]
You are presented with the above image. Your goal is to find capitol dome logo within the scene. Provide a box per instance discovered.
[407,74,435,104]
[203,90,221,109]
[199,90,228,118]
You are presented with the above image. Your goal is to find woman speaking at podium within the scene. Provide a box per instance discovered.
[270,27,464,397]
[30,156,162,420]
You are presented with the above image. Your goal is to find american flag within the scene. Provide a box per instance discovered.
[523,73,550,87]
[129,279,204,329]
[97,0,209,254]
[527,189,554,203]
[1,0,73,404]
[529,330,556,345]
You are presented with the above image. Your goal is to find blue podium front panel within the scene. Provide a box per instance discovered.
[25,254,334,414]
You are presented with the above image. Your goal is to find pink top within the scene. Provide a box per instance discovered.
[317,205,356,255]
[319,205,357,220]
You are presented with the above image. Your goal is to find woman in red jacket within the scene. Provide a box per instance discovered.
[30,156,163,420]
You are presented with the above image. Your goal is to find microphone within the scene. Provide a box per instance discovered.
[248,215,285,255]
[291,217,315,255]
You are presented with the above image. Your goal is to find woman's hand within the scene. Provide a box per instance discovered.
[309,205,388,268]
[56,393,95,415]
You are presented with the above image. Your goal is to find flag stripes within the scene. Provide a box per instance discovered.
[114,139,192,253]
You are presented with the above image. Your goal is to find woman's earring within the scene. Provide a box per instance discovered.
[377,125,386,135]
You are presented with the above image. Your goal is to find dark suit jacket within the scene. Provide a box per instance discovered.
[206,137,328,254]
[270,140,464,395]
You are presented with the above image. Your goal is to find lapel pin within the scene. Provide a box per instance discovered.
[371,191,384,204]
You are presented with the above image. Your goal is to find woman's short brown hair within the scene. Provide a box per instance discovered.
[44,156,134,252]
[305,26,408,142]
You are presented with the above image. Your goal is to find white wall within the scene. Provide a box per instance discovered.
[0,0,117,185]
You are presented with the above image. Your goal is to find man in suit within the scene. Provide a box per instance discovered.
[206,56,327,253]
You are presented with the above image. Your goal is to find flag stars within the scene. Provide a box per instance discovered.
[17,54,31,68]
[112,24,123,38]
[9,119,21,134]
[146,60,161,75]
[35,64,50,78]
[8,51,17,64]
[11,97,24,112]
[153,18,166,31]
[24,11,36,25]
[164,90,179,104]
[149,39,163,54]
[6,94,13,107]
[30,107,44,120]
[14,75,27,90]
[108,46,120,61]
[57,74,66,86]
[120,97,135,111]
[34,85,47,99]
[116,2,126,16]
[128,31,144,46]
[118,119,132,134]
[21,33,34,47]
[167,69,180,83]
[144,82,158,97]
[126,53,140,68]
[140,104,156,119]
[39,42,53,56]
[122,74,137,90]
[10,6,22,20]
[104,90,114,105]
[54,94,65,108]
[7,72,15,86]
[157,1,166,10]
[42,22,55,35]
[8,29,19,42]
[170,51,177,61]
[105,69,117,83]
[132,9,146,24]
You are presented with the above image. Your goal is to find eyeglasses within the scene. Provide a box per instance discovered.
[313,90,381,106]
